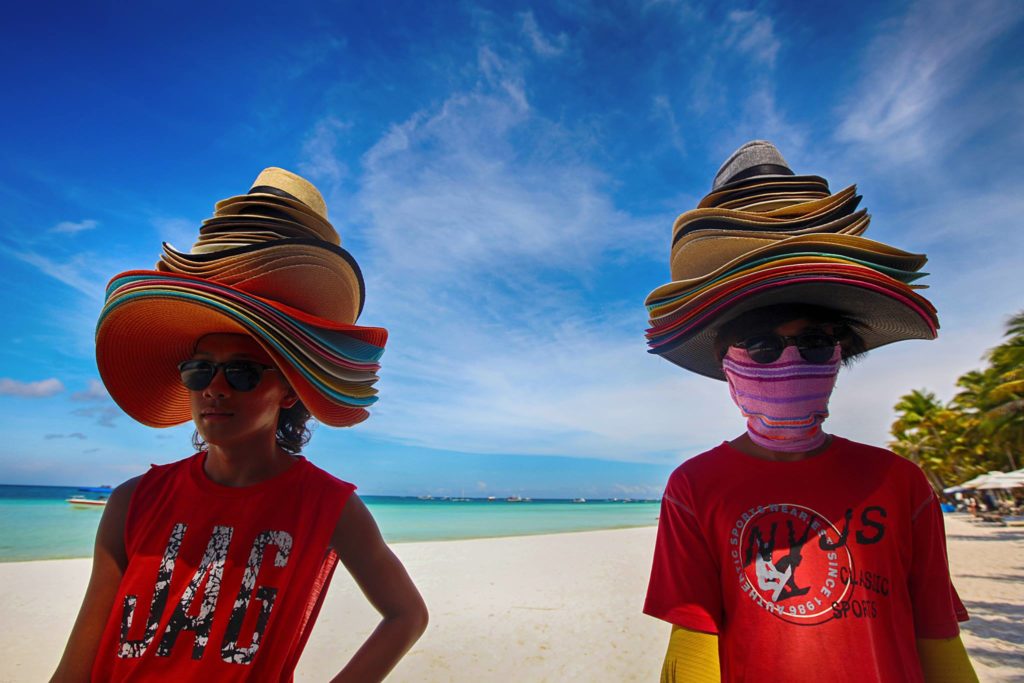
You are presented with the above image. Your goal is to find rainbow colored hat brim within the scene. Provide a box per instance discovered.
[96,270,387,427]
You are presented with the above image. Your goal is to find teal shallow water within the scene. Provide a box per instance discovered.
[0,485,659,562]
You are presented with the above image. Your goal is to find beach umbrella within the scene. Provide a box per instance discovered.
[976,471,1024,490]
[957,471,1007,489]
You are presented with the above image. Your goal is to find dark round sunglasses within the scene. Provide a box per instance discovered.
[733,330,841,365]
[177,360,277,392]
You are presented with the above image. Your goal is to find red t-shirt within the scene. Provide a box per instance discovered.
[92,453,355,682]
[644,437,967,682]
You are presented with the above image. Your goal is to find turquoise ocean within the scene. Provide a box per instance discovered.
[0,485,659,563]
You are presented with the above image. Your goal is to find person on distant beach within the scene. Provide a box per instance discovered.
[641,141,977,682]
[52,169,427,682]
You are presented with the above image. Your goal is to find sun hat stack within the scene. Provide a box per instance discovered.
[645,140,939,380]
[96,168,386,428]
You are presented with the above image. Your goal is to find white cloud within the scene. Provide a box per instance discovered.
[721,86,806,162]
[3,248,112,301]
[362,318,737,462]
[652,95,685,153]
[0,378,64,398]
[72,405,121,428]
[323,47,693,463]
[828,322,1004,448]
[723,10,780,68]
[69,379,122,427]
[152,217,198,253]
[519,10,569,58]
[286,5,1018,467]
[71,379,110,402]
[298,116,352,195]
[836,0,1024,161]
[51,219,98,235]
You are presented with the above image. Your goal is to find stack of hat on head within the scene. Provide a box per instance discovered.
[645,140,939,380]
[96,168,386,428]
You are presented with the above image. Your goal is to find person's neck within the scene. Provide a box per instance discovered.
[729,432,833,462]
[204,440,296,487]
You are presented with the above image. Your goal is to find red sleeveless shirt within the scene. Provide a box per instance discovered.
[92,453,355,682]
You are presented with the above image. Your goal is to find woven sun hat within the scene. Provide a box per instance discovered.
[666,217,879,282]
[648,277,938,380]
[699,179,831,210]
[671,186,861,245]
[158,239,366,323]
[211,201,338,245]
[196,167,341,246]
[215,167,329,222]
[710,140,827,192]
[649,232,925,307]
[648,258,930,328]
[97,167,386,428]
[96,271,386,427]
[644,139,939,378]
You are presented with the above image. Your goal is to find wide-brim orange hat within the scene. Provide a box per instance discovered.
[96,271,386,427]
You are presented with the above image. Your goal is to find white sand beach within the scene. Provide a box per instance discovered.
[1,516,1021,682]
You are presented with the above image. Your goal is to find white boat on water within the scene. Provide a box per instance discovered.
[66,496,107,507]
[66,486,112,508]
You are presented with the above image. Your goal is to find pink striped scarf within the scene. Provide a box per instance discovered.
[722,344,841,453]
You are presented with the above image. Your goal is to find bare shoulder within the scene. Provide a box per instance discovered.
[103,475,143,524]
[110,475,143,505]
[96,475,144,570]
[330,493,385,559]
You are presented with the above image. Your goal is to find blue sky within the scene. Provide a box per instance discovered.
[1,0,1022,496]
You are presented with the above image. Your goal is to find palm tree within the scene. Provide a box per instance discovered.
[983,311,1024,469]
[890,310,1024,490]
[890,389,947,489]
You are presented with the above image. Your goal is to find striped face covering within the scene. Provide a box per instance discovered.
[722,343,841,453]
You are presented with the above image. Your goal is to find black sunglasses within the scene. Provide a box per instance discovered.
[733,330,842,365]
[177,360,277,392]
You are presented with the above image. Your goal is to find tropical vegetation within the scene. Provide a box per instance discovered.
[890,311,1023,491]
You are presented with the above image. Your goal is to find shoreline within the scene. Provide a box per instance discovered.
[0,521,661,564]
[1,517,1019,682]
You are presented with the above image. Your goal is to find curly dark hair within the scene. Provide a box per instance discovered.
[715,303,868,366]
[192,399,316,455]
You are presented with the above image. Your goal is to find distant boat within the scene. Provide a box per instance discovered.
[66,485,112,508]
[572,497,587,503]
[66,496,107,508]
[506,496,525,503]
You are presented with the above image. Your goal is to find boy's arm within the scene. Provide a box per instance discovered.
[51,477,140,682]
[661,625,720,683]
[917,636,979,683]
[328,494,428,683]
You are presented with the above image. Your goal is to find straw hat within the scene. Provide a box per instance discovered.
[96,168,384,427]
[651,279,938,380]
[644,141,939,378]
[157,239,365,323]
